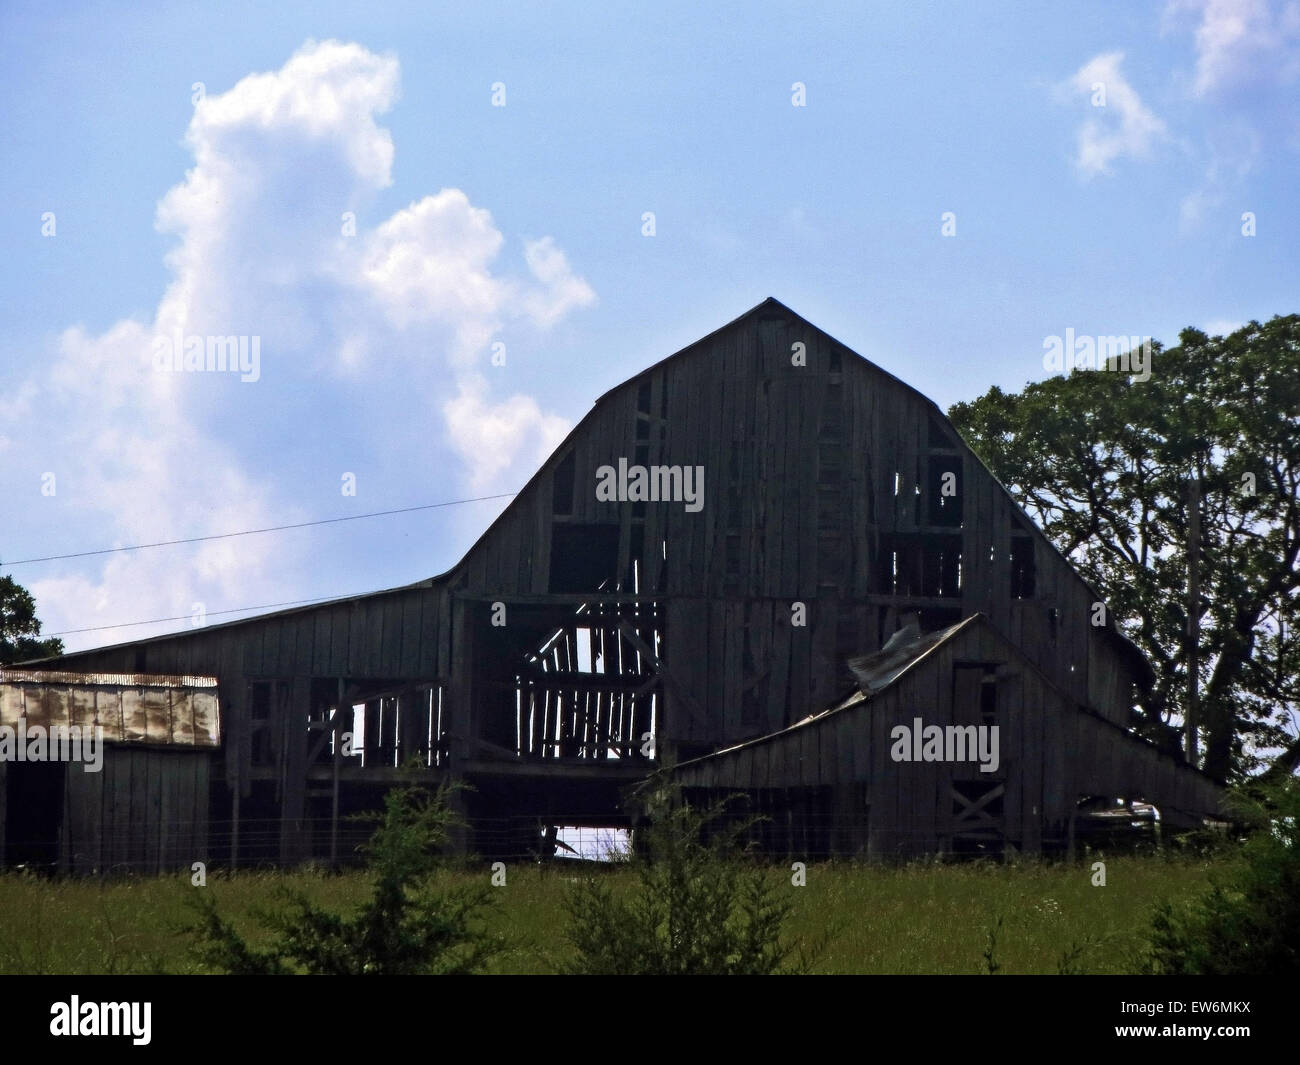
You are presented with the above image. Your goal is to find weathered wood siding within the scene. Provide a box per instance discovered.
[453,300,1142,755]
[671,616,1221,858]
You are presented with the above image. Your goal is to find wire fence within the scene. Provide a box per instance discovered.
[0,807,1169,876]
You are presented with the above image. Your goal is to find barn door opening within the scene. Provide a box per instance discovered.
[4,761,66,872]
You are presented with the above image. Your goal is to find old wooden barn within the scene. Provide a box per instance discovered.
[0,670,219,873]
[22,297,1223,865]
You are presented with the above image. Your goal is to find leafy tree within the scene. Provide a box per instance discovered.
[949,316,1300,782]
[561,790,810,975]
[1147,777,1300,974]
[0,575,63,664]
[187,781,500,975]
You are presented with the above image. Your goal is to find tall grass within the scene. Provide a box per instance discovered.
[0,854,1219,975]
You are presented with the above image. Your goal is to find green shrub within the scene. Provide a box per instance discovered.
[186,782,499,974]
[1147,778,1300,975]
[560,791,810,975]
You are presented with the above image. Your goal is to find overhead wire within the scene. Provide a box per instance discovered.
[6,490,517,638]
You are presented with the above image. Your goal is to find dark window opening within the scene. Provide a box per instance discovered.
[926,455,963,526]
[1010,535,1035,598]
[549,524,620,593]
[4,762,65,871]
[636,379,652,414]
[980,670,997,726]
[919,606,963,632]
[923,534,963,597]
[877,533,962,598]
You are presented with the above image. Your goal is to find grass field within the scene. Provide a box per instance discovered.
[0,851,1226,975]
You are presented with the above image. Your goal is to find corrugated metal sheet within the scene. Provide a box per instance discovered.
[0,670,220,747]
[844,618,974,696]
[0,669,217,688]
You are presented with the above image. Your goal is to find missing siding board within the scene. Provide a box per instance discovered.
[1010,535,1035,598]
[980,670,997,726]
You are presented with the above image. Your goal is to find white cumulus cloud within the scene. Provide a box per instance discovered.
[1167,0,1300,95]
[3,39,594,651]
[1065,52,1169,177]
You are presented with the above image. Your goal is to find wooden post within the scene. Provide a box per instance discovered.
[331,677,343,870]
[1186,476,1200,763]
[1067,801,1076,862]
[0,756,7,869]
[279,676,311,865]
[230,780,240,871]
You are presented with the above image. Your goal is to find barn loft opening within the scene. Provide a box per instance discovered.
[550,523,620,593]
[493,596,662,763]
[4,761,65,872]
[926,454,963,526]
[1010,534,1035,598]
[878,533,963,598]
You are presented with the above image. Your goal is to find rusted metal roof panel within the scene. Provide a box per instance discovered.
[0,669,217,688]
[0,670,220,747]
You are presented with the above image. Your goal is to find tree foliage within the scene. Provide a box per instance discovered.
[1147,777,1300,974]
[187,782,500,975]
[561,791,810,975]
[949,316,1300,782]
[0,575,63,665]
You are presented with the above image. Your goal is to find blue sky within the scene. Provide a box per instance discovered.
[1,1,1296,652]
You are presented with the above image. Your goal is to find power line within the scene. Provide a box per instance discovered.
[44,592,381,637]
[2,492,517,568]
